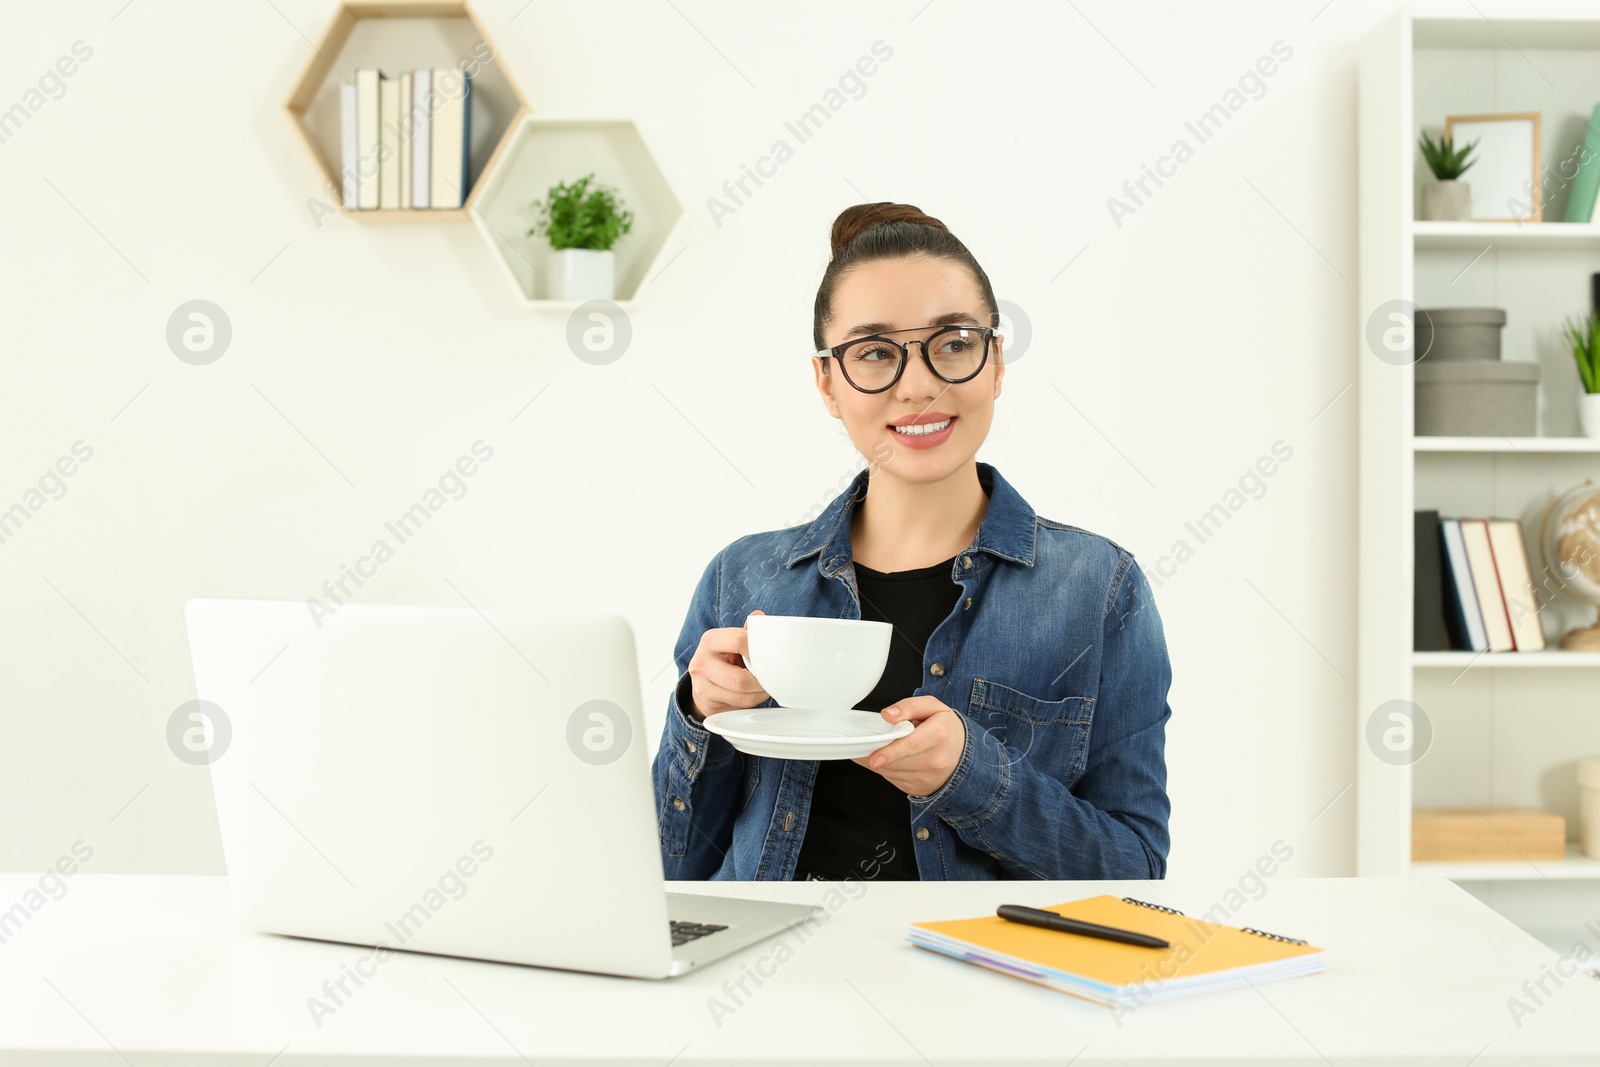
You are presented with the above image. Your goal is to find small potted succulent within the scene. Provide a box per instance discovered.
[1418,130,1479,221]
[1561,309,1600,437]
[527,173,634,301]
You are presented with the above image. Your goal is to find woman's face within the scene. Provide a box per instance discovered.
[813,254,1004,484]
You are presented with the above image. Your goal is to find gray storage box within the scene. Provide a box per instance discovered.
[1415,360,1539,436]
[1415,307,1507,362]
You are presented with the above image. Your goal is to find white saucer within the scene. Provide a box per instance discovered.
[703,707,914,760]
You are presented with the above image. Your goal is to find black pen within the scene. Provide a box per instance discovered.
[997,904,1171,949]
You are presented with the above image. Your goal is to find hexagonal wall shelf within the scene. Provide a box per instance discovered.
[285,0,527,220]
[470,116,686,307]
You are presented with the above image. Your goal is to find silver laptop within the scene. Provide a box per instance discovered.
[183,597,820,979]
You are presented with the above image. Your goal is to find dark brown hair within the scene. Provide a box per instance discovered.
[812,202,999,352]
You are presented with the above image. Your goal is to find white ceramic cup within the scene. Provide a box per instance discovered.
[743,614,892,710]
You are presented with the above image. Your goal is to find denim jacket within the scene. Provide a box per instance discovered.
[651,462,1172,881]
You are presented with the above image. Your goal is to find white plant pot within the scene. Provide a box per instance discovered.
[1581,392,1600,438]
[549,248,615,302]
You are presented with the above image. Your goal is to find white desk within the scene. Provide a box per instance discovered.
[0,874,1596,1065]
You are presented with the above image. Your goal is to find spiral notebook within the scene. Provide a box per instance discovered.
[907,894,1323,1008]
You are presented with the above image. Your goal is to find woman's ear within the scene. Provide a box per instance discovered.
[813,356,843,419]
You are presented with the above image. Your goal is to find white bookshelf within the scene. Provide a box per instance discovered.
[1358,6,1600,935]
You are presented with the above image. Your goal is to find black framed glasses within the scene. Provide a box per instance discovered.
[815,324,998,394]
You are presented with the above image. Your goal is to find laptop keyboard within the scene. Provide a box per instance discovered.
[670,919,729,947]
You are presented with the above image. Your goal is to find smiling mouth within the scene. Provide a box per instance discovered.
[890,417,954,436]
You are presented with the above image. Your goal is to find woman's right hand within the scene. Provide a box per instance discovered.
[686,609,771,720]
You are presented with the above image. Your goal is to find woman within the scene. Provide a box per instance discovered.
[651,203,1172,881]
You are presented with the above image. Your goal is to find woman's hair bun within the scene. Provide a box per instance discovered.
[829,202,948,258]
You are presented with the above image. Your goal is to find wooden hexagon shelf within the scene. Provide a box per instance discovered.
[284,0,527,220]
[470,116,686,307]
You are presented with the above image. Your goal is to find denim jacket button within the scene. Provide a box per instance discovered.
[961,555,972,569]
[915,827,930,840]
[672,797,685,811]
[685,740,696,753]
[963,597,972,610]
[929,663,945,677]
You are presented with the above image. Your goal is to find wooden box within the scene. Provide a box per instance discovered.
[1411,806,1566,862]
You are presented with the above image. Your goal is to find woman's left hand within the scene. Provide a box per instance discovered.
[852,696,966,797]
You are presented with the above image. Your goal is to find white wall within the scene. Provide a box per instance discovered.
[0,0,1530,880]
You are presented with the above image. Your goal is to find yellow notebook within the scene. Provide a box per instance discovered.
[907,894,1323,1009]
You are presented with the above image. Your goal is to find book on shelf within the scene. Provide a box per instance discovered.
[1416,511,1546,652]
[1487,518,1546,651]
[430,66,472,209]
[1414,509,1450,650]
[1436,516,1487,650]
[1460,518,1514,651]
[399,72,412,209]
[1563,102,1600,223]
[344,66,472,211]
[378,74,399,209]
[354,68,379,210]
[338,83,357,210]
[411,69,431,209]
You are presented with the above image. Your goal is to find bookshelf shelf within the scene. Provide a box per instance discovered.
[1411,844,1600,881]
[1412,650,1600,669]
[339,207,468,222]
[283,0,527,220]
[1412,436,1600,453]
[1412,220,1600,249]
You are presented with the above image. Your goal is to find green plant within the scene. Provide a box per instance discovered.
[1563,310,1600,394]
[1418,130,1480,181]
[527,173,634,251]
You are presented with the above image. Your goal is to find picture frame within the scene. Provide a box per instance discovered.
[1444,112,1542,222]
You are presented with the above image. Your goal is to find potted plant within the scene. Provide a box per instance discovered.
[1418,130,1479,221]
[527,173,634,301]
[1562,310,1600,437]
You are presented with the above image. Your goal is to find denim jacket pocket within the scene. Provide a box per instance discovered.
[966,679,1095,784]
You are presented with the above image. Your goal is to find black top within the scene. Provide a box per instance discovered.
[792,553,963,881]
